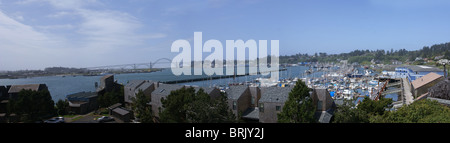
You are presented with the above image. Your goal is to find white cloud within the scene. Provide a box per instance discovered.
[2,0,168,70]
[36,24,75,30]
[0,11,71,70]
[47,11,74,18]
[16,0,100,10]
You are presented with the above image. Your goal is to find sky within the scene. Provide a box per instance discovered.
[1,0,450,70]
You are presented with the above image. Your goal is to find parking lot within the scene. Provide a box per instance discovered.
[66,112,117,123]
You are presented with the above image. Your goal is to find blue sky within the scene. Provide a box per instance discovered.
[1,0,450,70]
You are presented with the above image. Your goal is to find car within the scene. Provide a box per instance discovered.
[44,117,65,123]
[97,116,114,123]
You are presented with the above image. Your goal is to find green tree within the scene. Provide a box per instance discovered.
[379,99,450,123]
[333,96,392,123]
[357,96,392,116]
[98,86,124,108]
[7,89,56,122]
[131,90,153,123]
[159,87,236,123]
[185,89,236,123]
[55,99,69,116]
[333,100,369,123]
[278,81,316,123]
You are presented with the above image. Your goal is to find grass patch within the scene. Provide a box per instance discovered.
[62,114,77,118]
[70,115,84,122]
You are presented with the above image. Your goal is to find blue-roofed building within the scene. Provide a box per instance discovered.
[383,65,444,82]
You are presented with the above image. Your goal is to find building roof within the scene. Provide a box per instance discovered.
[313,88,330,101]
[125,80,146,89]
[193,87,217,95]
[66,91,97,101]
[112,108,130,116]
[428,79,450,100]
[383,65,443,72]
[135,81,155,93]
[8,84,44,93]
[101,74,114,80]
[68,101,88,107]
[259,87,293,103]
[108,103,122,110]
[225,85,249,100]
[315,111,333,123]
[241,107,259,120]
[411,72,443,89]
[151,84,184,97]
[408,65,442,72]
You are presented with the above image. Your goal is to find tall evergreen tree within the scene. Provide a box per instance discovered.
[7,89,56,122]
[159,87,236,123]
[131,90,153,123]
[278,81,316,123]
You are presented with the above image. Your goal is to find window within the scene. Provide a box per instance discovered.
[276,106,281,111]
[251,96,255,105]
[233,101,237,110]
[317,101,323,111]
[259,103,264,112]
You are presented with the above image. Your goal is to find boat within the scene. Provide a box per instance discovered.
[369,80,378,85]
[255,78,278,87]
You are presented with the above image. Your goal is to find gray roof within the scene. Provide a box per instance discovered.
[315,111,333,123]
[135,81,155,93]
[66,91,97,101]
[313,88,330,101]
[259,87,293,103]
[241,107,259,120]
[193,87,217,95]
[383,65,443,72]
[101,74,114,80]
[428,79,450,100]
[112,108,130,116]
[125,80,146,89]
[407,65,442,72]
[8,84,43,93]
[225,86,249,100]
[108,103,122,110]
[151,84,184,97]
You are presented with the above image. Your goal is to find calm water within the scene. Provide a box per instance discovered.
[0,66,317,101]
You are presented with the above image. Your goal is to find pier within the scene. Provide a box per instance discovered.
[161,68,287,84]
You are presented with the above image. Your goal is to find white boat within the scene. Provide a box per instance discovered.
[343,89,352,95]
[368,80,378,85]
[255,78,278,87]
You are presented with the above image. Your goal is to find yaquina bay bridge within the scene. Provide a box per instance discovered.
[84,58,172,70]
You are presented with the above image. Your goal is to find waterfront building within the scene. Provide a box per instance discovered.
[111,107,132,123]
[383,65,444,82]
[311,88,336,123]
[124,80,157,107]
[258,86,292,123]
[411,72,444,98]
[224,85,251,119]
[150,84,185,118]
[8,84,48,99]
[192,86,222,100]
[98,74,115,92]
[66,91,98,114]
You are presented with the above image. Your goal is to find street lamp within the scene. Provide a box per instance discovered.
[438,59,449,78]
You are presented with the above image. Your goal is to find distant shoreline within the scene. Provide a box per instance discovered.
[0,69,164,80]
